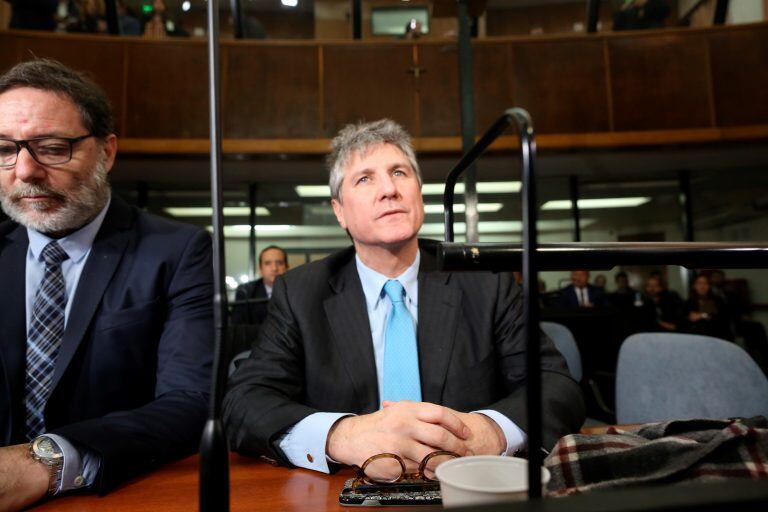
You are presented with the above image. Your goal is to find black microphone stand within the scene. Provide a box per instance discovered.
[200,0,230,510]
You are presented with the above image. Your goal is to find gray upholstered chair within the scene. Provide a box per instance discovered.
[615,332,768,424]
[541,321,583,382]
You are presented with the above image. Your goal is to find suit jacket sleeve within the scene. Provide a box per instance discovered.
[223,275,317,465]
[51,229,213,493]
[484,273,585,450]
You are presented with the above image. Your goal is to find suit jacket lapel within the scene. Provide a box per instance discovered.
[50,199,133,391]
[324,256,379,412]
[417,248,461,405]
[0,224,28,443]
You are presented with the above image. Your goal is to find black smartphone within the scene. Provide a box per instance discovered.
[339,478,443,506]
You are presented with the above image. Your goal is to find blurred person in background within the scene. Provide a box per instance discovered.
[5,0,59,31]
[643,274,683,332]
[65,0,107,33]
[613,0,671,31]
[684,274,733,340]
[559,270,605,308]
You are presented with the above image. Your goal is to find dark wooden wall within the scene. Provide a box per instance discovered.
[1,23,766,153]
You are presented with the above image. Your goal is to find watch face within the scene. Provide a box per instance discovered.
[34,436,63,460]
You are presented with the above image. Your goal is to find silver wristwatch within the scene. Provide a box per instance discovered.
[29,435,64,496]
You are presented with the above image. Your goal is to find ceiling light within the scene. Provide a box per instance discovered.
[295,182,520,198]
[281,0,298,6]
[217,218,593,238]
[165,207,270,217]
[541,197,652,210]
[421,181,521,195]
[423,203,503,214]
[295,185,330,197]
[182,1,191,12]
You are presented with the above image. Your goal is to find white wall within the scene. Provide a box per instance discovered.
[729,0,765,24]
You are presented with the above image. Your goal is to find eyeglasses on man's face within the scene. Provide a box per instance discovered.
[0,135,94,168]
[351,450,459,490]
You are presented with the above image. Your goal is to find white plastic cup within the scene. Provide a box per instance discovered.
[435,456,551,508]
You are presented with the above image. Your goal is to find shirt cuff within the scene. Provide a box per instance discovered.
[45,434,99,494]
[473,410,527,456]
[276,412,353,473]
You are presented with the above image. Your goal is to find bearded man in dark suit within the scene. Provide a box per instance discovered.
[0,59,212,510]
[224,119,584,476]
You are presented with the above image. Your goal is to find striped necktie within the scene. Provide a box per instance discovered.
[381,279,422,403]
[25,240,70,439]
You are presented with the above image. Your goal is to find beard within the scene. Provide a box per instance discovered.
[0,159,111,236]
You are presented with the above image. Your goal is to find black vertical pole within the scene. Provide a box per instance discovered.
[105,0,119,35]
[679,170,694,242]
[231,0,243,39]
[679,170,695,291]
[569,175,581,242]
[200,0,230,510]
[248,183,258,280]
[352,0,362,39]
[458,0,479,243]
[714,0,730,25]
[586,0,601,33]
[517,111,542,500]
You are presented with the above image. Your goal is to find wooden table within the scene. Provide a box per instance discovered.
[31,455,356,511]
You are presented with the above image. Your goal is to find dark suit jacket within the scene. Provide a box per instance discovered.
[558,284,605,308]
[0,197,213,493]
[223,241,585,464]
[231,278,269,326]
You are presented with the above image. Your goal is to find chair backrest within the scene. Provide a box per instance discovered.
[616,332,768,424]
[541,321,582,382]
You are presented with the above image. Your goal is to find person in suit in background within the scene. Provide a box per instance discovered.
[224,119,584,477]
[0,59,212,511]
[231,245,289,325]
[558,270,605,308]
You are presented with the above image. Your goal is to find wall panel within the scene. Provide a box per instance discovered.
[124,41,209,138]
[224,45,320,138]
[512,39,610,134]
[609,34,712,130]
[322,44,417,136]
[708,27,768,126]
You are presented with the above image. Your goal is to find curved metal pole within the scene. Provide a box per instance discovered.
[443,110,519,241]
[200,0,230,510]
[441,108,543,499]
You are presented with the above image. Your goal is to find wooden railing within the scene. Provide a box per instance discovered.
[1,23,767,154]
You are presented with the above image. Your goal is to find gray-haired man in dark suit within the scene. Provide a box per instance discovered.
[224,119,584,477]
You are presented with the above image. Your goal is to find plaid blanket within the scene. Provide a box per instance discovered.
[544,416,768,496]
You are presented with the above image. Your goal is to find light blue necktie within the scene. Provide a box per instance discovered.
[382,280,422,402]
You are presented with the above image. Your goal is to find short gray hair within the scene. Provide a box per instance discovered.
[327,119,422,202]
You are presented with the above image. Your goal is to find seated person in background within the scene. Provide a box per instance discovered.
[223,119,584,475]
[608,271,641,309]
[613,0,671,31]
[231,245,289,326]
[558,270,604,308]
[684,275,733,341]
[66,0,107,34]
[643,275,683,331]
[5,0,59,31]
[593,274,607,292]
[0,59,212,511]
